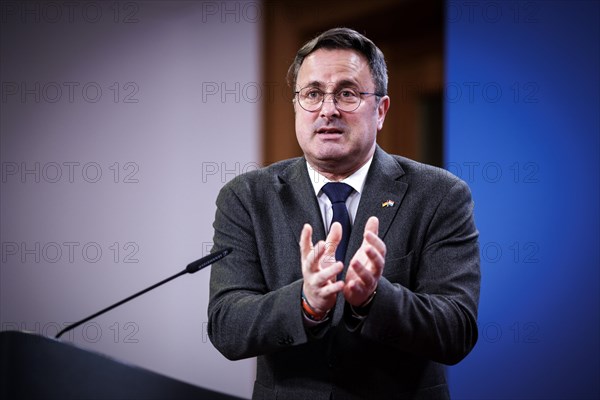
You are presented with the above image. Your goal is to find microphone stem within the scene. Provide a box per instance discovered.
[55,269,187,339]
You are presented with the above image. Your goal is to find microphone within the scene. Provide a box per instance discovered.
[55,248,232,339]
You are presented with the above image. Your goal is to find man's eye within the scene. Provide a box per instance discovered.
[306,90,322,99]
[339,90,357,98]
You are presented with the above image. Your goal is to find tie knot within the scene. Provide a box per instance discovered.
[322,182,353,204]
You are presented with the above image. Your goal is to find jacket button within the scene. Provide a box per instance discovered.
[277,336,294,346]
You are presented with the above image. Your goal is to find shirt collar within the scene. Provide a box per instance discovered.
[306,156,373,197]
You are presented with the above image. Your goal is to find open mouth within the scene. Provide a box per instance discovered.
[316,128,343,134]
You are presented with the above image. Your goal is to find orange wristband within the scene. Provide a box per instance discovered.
[301,292,329,321]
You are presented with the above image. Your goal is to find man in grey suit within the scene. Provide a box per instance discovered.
[208,28,480,399]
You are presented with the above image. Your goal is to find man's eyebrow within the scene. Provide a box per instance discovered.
[299,79,362,90]
[301,80,325,89]
[334,79,361,89]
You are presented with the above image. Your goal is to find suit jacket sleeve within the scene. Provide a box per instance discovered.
[207,172,310,360]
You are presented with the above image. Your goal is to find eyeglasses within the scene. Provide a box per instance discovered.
[294,86,383,112]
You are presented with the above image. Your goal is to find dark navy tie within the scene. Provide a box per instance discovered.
[322,182,354,263]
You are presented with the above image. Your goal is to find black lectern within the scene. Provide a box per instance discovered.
[0,331,245,399]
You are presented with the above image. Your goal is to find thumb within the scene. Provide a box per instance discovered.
[327,221,343,247]
[299,223,313,260]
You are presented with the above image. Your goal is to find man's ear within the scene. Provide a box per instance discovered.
[376,95,390,131]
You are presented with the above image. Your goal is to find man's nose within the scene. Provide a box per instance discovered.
[320,94,340,117]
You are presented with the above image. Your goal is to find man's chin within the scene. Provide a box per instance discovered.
[310,151,357,174]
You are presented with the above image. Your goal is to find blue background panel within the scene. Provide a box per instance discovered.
[446,1,599,399]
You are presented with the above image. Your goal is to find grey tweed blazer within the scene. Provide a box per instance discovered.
[208,146,480,400]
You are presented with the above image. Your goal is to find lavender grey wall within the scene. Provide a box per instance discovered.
[0,1,263,398]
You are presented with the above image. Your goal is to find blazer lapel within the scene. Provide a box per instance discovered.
[346,146,408,265]
[331,147,408,324]
[275,158,327,244]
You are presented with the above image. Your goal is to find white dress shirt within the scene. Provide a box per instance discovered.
[306,156,373,234]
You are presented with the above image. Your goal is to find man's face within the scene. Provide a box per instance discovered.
[294,48,390,178]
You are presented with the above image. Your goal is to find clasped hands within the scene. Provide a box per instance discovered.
[300,216,386,319]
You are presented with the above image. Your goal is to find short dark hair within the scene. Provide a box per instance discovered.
[287,27,388,96]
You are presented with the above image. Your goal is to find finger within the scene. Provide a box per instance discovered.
[318,222,342,265]
[353,241,385,278]
[307,240,327,273]
[343,278,369,304]
[364,216,379,236]
[364,231,387,258]
[344,279,361,295]
[317,280,345,297]
[364,244,386,278]
[350,217,380,268]
[315,260,344,284]
[326,221,343,249]
[304,262,344,310]
[348,258,374,288]
[299,223,313,260]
